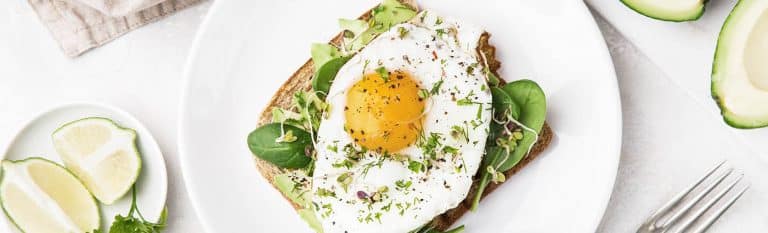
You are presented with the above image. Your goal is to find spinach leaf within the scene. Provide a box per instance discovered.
[312,56,350,98]
[486,71,501,87]
[247,123,313,169]
[486,120,503,145]
[491,86,520,120]
[497,80,546,171]
[472,80,547,211]
[471,146,505,211]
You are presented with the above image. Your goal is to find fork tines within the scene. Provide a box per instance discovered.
[637,161,749,233]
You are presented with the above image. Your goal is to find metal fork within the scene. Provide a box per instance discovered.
[637,161,749,233]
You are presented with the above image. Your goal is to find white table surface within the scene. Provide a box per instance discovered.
[0,1,211,232]
[586,1,768,232]
[1,1,766,232]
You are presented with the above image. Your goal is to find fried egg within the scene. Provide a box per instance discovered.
[313,11,491,233]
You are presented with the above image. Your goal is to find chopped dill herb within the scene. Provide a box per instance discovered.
[317,188,337,198]
[418,89,430,99]
[376,66,389,82]
[395,179,412,190]
[430,80,444,95]
[337,172,353,192]
[442,146,459,155]
[408,160,425,173]
[398,27,409,39]
[436,28,446,37]
[450,125,469,142]
[457,90,481,106]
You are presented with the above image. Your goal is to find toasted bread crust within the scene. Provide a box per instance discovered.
[252,0,554,230]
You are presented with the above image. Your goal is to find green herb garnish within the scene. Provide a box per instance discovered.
[376,66,390,82]
[103,187,167,233]
[418,133,442,159]
[337,172,353,192]
[407,160,425,173]
[430,80,444,95]
[471,80,547,211]
[456,90,482,106]
[450,125,469,142]
[435,17,444,25]
[395,180,412,190]
[435,28,446,37]
[398,27,409,39]
[317,188,337,198]
[418,89,430,99]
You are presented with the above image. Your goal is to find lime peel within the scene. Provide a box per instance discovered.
[0,158,100,233]
[52,117,142,205]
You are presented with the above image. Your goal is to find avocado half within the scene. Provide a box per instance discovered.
[621,0,706,22]
[712,0,768,129]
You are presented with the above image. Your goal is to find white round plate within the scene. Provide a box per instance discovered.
[0,102,168,232]
[180,0,621,232]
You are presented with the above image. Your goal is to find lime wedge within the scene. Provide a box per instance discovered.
[52,117,142,204]
[0,158,100,233]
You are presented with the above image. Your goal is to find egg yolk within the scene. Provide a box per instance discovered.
[345,70,425,153]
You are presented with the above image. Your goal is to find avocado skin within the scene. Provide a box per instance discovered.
[711,0,768,129]
[620,0,707,22]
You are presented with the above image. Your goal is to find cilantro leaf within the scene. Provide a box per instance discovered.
[107,187,167,233]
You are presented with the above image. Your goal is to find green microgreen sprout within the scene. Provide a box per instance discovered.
[276,130,298,143]
[418,89,430,99]
[430,80,444,95]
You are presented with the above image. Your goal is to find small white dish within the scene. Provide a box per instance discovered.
[0,102,168,232]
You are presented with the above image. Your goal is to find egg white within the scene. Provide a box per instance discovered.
[312,11,491,233]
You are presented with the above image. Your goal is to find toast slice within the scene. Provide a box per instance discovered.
[252,1,554,231]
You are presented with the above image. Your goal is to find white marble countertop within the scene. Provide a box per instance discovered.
[0,1,766,232]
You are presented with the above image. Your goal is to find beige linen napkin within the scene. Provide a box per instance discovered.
[76,0,168,17]
[28,0,202,57]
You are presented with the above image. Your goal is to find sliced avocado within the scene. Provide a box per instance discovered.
[346,0,417,52]
[621,0,705,22]
[311,43,342,71]
[298,209,324,233]
[274,174,310,206]
[372,0,418,29]
[275,174,322,232]
[712,0,768,129]
[339,19,368,39]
